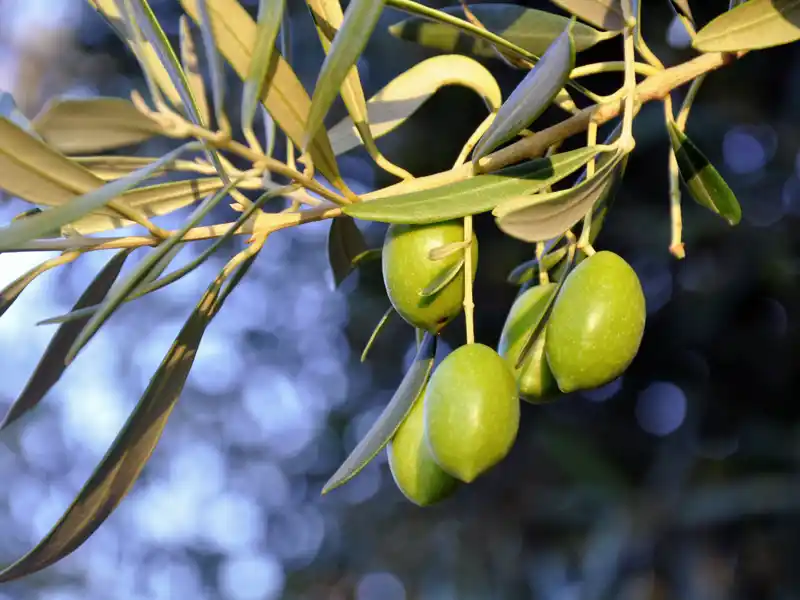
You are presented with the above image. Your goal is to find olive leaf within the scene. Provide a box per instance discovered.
[196,0,228,128]
[389,4,617,62]
[328,54,501,157]
[0,92,38,135]
[32,97,164,154]
[506,246,569,285]
[0,254,79,319]
[179,0,345,190]
[327,215,369,288]
[429,240,471,261]
[343,146,601,224]
[178,15,211,127]
[71,155,209,180]
[473,22,576,160]
[351,248,382,268]
[322,331,436,494]
[669,0,694,23]
[666,120,741,226]
[0,249,256,584]
[0,141,201,250]
[693,0,800,52]
[549,0,625,31]
[420,257,465,297]
[0,249,133,432]
[361,305,395,362]
[305,0,386,147]
[494,149,625,243]
[241,0,286,136]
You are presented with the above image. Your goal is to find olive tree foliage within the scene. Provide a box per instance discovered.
[0,0,795,583]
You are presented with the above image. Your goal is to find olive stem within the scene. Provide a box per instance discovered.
[664,94,686,259]
[463,215,475,345]
[536,242,549,285]
[578,122,599,249]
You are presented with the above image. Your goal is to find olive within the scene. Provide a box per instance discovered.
[387,387,459,506]
[497,282,559,402]
[424,343,519,482]
[382,221,478,333]
[545,251,646,393]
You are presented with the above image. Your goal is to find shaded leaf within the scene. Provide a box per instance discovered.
[537,425,629,489]
[32,97,163,154]
[494,149,625,243]
[0,253,78,319]
[351,248,382,267]
[389,4,616,61]
[0,92,38,135]
[327,215,368,288]
[322,331,436,494]
[0,141,200,250]
[506,246,568,285]
[474,23,575,160]
[361,305,395,362]
[693,0,800,52]
[549,0,624,31]
[669,0,693,22]
[343,147,600,224]
[180,0,344,188]
[242,0,286,134]
[667,120,741,225]
[71,155,207,180]
[328,54,501,156]
[197,0,228,128]
[305,0,386,147]
[420,257,465,297]
[0,248,253,583]
[0,250,132,432]
[179,15,211,126]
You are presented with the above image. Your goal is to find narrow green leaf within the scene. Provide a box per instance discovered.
[0,249,253,583]
[322,331,436,494]
[389,4,617,60]
[666,121,741,226]
[0,250,132,432]
[506,246,568,285]
[62,174,240,363]
[32,97,163,154]
[305,0,386,147]
[0,142,200,251]
[420,257,465,297]
[693,0,800,52]
[494,149,625,243]
[429,240,471,261]
[327,215,369,288]
[549,0,625,31]
[474,23,576,160]
[669,0,694,23]
[0,254,77,319]
[179,15,211,127]
[242,0,286,135]
[351,248,381,268]
[361,305,395,362]
[197,0,228,128]
[343,147,601,224]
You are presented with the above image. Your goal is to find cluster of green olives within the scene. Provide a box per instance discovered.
[379,220,646,506]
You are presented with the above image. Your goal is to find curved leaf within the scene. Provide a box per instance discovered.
[0,250,132,432]
[242,0,286,134]
[327,215,368,288]
[0,253,78,319]
[197,0,228,128]
[693,0,800,52]
[178,15,210,127]
[305,0,386,147]
[389,4,617,60]
[473,22,576,160]
[322,331,436,494]
[420,257,465,297]
[343,147,601,224]
[669,0,694,23]
[328,54,501,156]
[549,0,625,31]
[361,305,395,362]
[666,120,741,225]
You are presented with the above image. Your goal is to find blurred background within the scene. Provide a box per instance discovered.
[2,0,800,598]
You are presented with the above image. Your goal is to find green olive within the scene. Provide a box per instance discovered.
[545,251,646,393]
[424,343,519,483]
[387,386,459,506]
[382,221,478,333]
[497,283,559,403]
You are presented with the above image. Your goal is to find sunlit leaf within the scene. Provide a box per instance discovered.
[389,4,617,60]
[549,0,624,31]
[0,248,255,583]
[180,0,345,189]
[242,0,286,136]
[429,240,471,261]
[305,0,386,147]
[327,216,369,288]
[179,15,210,126]
[322,331,436,494]
[494,149,625,243]
[420,257,465,297]
[0,141,200,250]
[0,253,79,319]
[693,0,800,52]
[343,147,601,224]
[197,0,228,128]
[0,250,132,432]
[328,54,501,156]
[669,0,693,23]
[666,120,741,226]
[71,155,210,180]
[361,305,395,362]
[0,92,38,135]
[473,23,575,160]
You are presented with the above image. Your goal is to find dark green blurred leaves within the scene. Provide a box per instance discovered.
[327,216,369,288]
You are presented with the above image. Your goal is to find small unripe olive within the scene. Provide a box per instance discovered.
[545,251,646,393]
[387,387,459,506]
[382,221,478,333]
[497,283,559,403]
[424,343,519,483]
